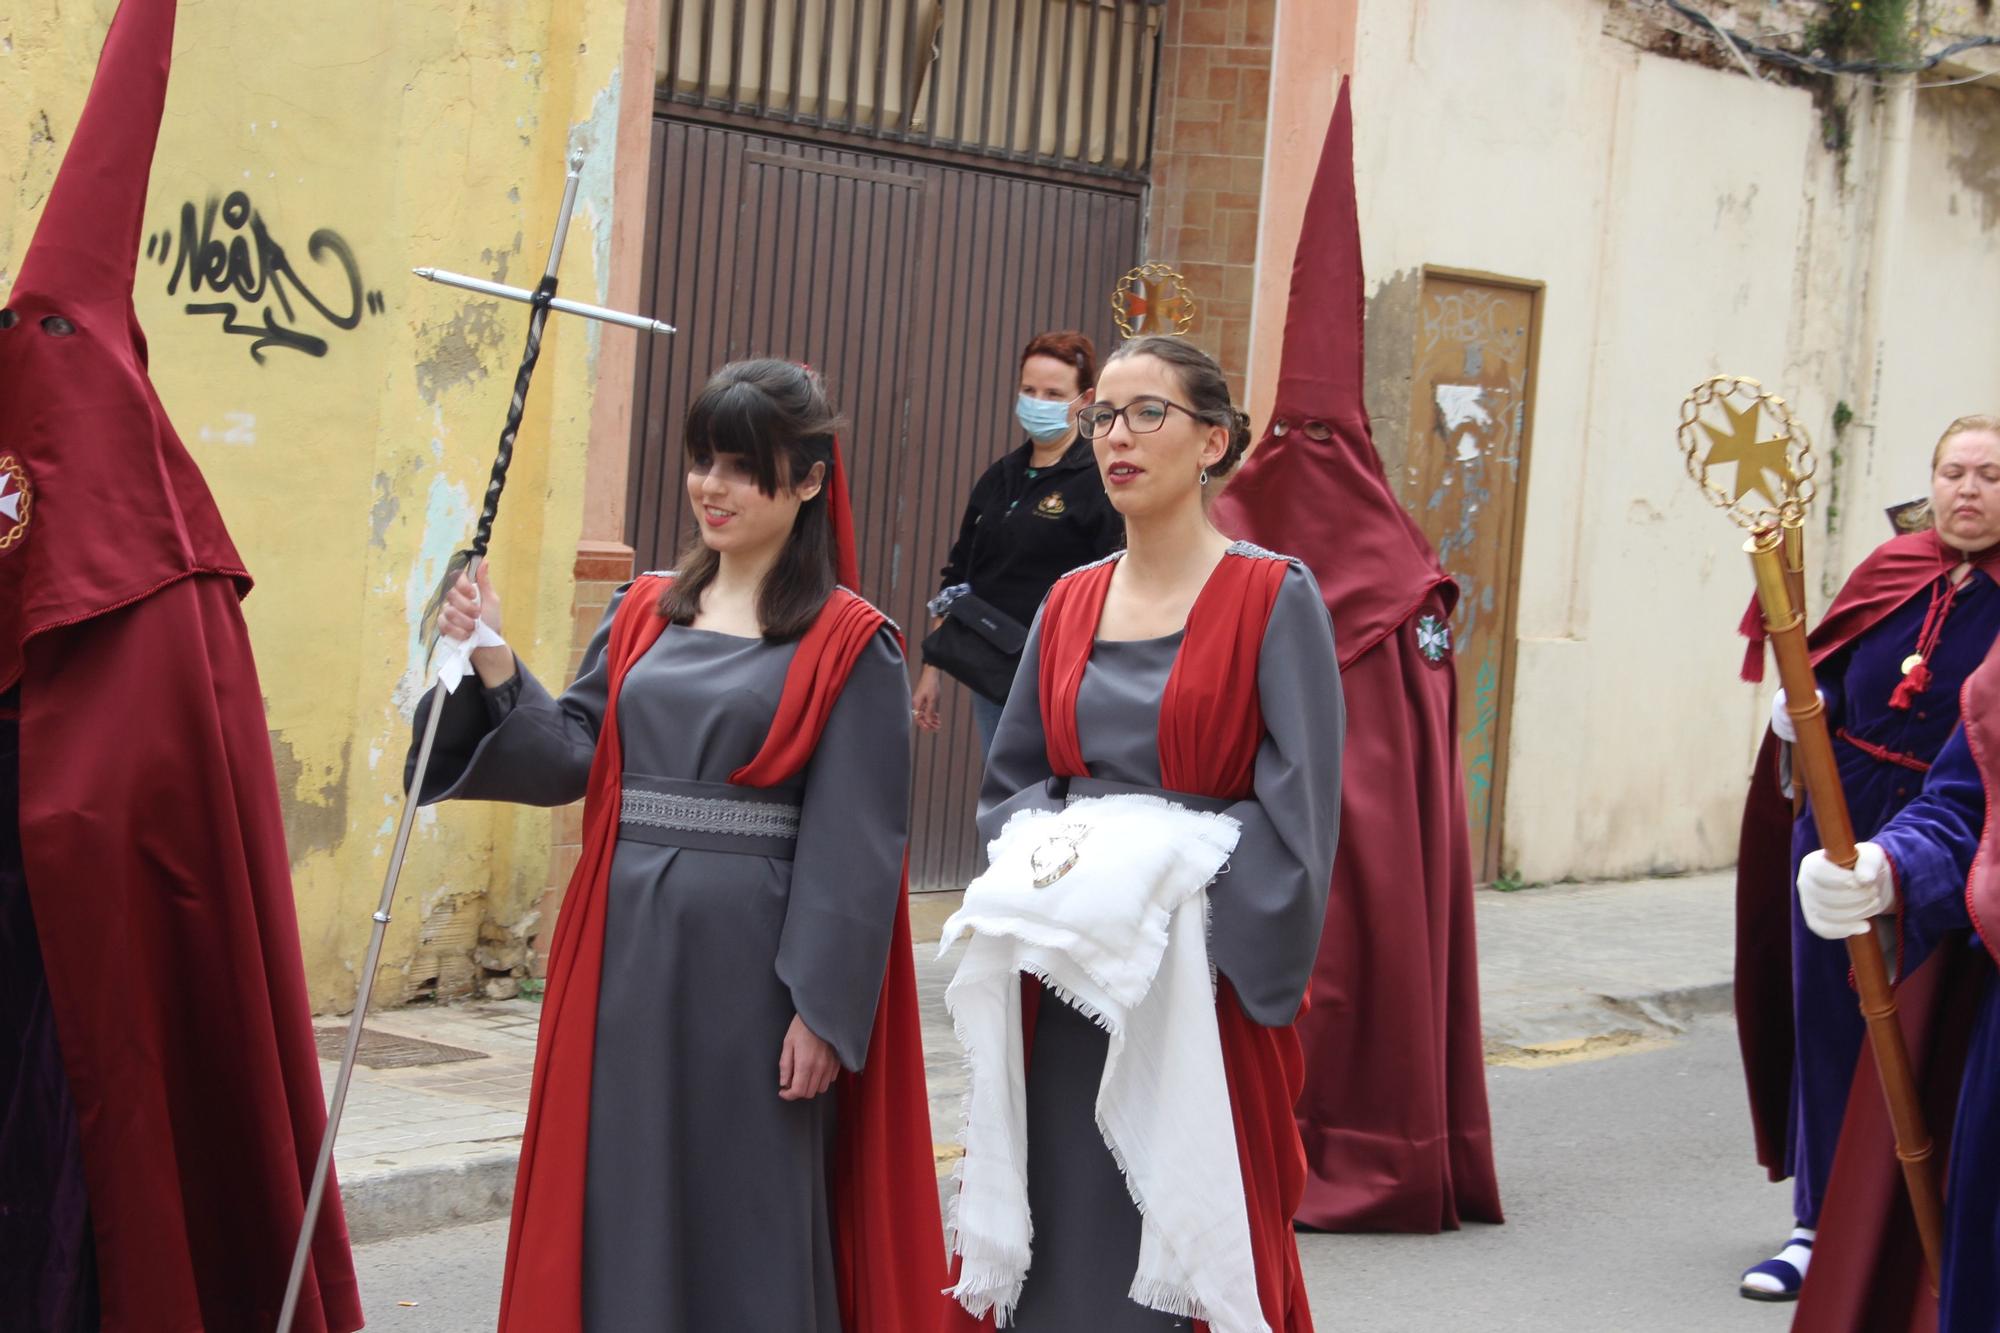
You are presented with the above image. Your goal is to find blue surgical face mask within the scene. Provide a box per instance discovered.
[1016,393,1076,443]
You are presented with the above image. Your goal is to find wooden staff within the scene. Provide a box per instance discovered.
[1782,516,1809,817]
[1747,525,1945,1290]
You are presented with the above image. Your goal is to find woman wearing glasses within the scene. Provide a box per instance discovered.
[914,331,1123,753]
[950,337,1343,1331]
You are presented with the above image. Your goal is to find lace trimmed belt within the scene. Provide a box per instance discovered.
[618,775,803,859]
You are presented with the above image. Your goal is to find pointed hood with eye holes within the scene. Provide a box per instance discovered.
[0,0,246,692]
[1208,78,1453,669]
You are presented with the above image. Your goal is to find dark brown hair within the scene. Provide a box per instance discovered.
[657,359,843,643]
[1021,330,1098,395]
[1103,335,1252,478]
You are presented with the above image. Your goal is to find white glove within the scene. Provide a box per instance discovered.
[1797,842,1897,940]
[1770,688,1824,745]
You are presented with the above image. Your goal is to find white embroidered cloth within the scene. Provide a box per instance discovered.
[939,794,1267,1333]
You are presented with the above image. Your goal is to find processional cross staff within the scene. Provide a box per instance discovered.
[275,154,675,1333]
[1676,376,1945,1290]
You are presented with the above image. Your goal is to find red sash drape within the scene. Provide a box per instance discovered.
[496,577,945,1331]
[1029,548,1313,1333]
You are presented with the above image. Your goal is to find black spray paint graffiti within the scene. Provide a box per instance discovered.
[144,191,386,363]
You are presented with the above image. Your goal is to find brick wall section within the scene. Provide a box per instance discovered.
[1147,0,1276,401]
[529,539,634,976]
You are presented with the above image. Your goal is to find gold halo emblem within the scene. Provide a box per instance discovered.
[1111,264,1197,339]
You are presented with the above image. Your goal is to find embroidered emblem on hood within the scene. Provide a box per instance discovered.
[0,455,32,554]
[1035,491,1067,518]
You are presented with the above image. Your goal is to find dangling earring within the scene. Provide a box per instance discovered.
[1199,467,1210,487]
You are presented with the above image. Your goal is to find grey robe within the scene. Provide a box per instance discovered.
[976,554,1343,1330]
[410,586,912,1332]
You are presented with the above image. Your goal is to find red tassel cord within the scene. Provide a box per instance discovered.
[1887,573,1965,711]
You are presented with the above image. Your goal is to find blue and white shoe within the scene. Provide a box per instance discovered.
[1740,1229,1815,1302]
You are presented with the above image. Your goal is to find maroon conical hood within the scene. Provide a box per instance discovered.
[1211,79,1451,668]
[1271,77,1367,428]
[14,0,174,307]
[0,0,246,691]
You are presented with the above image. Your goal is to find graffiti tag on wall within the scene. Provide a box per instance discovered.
[145,191,386,363]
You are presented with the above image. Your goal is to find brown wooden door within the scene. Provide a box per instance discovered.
[1400,271,1541,883]
[628,118,1141,890]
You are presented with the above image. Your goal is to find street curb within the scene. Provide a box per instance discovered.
[1482,979,1733,1059]
[341,1147,518,1245]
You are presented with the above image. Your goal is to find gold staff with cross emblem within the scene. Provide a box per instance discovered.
[1677,375,1945,1291]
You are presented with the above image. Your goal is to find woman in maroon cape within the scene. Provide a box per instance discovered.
[1208,80,1501,1232]
[954,336,1344,1330]
[417,361,945,1330]
[2,0,360,1327]
[1731,417,2000,1300]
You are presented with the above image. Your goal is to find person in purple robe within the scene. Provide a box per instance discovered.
[1738,415,2000,1300]
[1795,692,2000,1331]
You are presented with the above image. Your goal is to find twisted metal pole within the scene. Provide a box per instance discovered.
[276,158,589,1333]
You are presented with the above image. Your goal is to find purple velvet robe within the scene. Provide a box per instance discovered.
[1787,570,2000,1224]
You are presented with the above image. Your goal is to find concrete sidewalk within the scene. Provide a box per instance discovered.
[324,869,1736,1243]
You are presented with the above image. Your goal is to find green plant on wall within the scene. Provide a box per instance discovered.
[1806,0,1921,65]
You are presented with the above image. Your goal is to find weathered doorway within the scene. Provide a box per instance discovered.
[627,118,1142,889]
[1400,269,1541,883]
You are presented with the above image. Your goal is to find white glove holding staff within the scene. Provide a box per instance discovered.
[1769,688,1826,745]
[1796,842,1897,939]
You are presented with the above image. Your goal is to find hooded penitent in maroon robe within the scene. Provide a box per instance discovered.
[0,1,361,1328]
[1208,78,1502,1233]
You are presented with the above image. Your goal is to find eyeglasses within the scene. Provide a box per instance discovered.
[1076,396,1204,440]
[1271,418,1333,441]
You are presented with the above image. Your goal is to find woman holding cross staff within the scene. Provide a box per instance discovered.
[1733,414,2000,1302]
[409,359,945,1331]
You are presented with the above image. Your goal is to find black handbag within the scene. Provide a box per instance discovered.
[921,591,1028,705]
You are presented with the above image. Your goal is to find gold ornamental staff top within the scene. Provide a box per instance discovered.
[1674,374,1816,532]
[1112,263,1197,339]
[1672,370,1946,1291]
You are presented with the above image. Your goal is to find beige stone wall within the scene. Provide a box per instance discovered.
[1316,0,2000,881]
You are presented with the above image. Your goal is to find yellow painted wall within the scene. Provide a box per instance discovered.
[1,0,641,1010]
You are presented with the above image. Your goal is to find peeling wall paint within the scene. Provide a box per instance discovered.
[1307,0,2000,883]
[1,0,640,1009]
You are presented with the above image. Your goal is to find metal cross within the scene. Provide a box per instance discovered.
[277,153,674,1333]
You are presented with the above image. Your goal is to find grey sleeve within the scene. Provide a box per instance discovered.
[776,627,914,1072]
[976,606,1064,847]
[1210,563,1345,1026]
[404,586,628,808]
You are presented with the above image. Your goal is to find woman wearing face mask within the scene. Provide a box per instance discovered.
[945,338,1343,1331]
[408,360,946,1331]
[915,331,1123,752]
[1734,413,2000,1303]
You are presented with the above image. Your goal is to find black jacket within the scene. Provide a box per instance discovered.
[934,437,1123,632]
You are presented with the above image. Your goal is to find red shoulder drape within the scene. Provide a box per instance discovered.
[1008,548,1311,1333]
[497,578,945,1331]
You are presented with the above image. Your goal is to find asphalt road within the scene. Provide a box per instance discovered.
[355,1017,1802,1331]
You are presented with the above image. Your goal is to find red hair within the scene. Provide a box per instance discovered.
[1020,330,1098,393]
